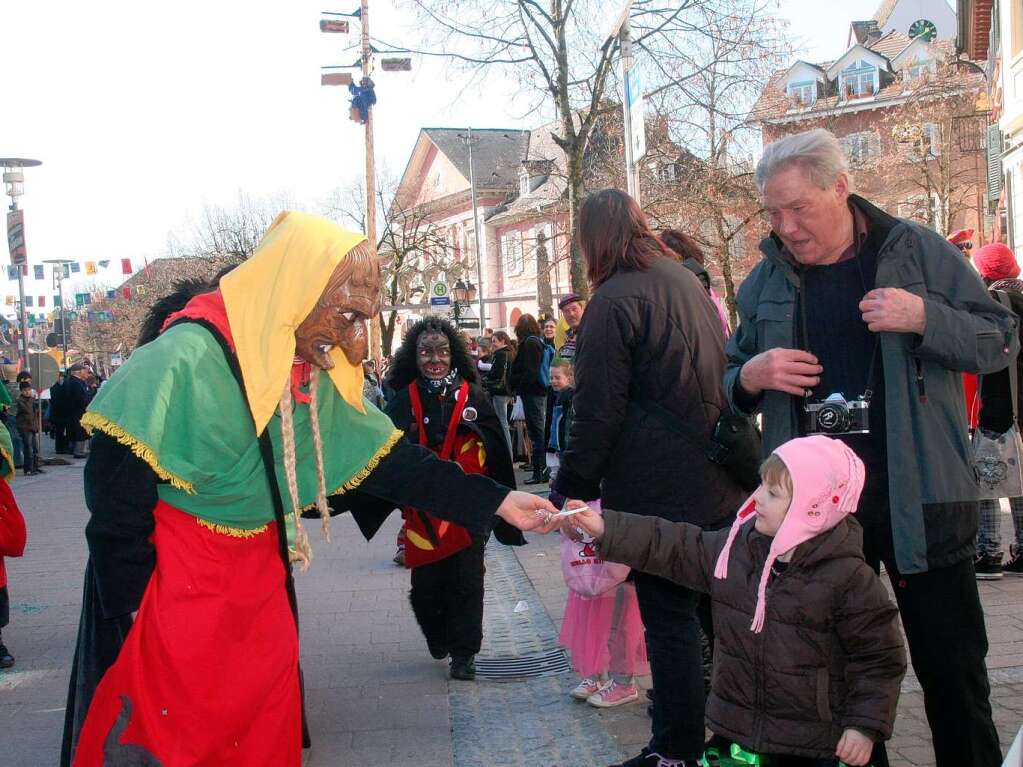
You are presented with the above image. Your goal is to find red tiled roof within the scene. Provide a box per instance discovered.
[866,30,912,60]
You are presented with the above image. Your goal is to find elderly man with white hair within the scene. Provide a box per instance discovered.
[725,128,1013,766]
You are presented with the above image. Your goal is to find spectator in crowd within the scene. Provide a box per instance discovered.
[542,318,558,350]
[660,229,731,338]
[65,364,93,459]
[726,128,1012,767]
[509,314,552,485]
[553,188,745,767]
[48,371,72,455]
[971,242,1023,579]
[0,369,19,471]
[556,294,585,361]
[0,426,27,669]
[483,330,515,453]
[362,360,385,409]
[15,382,41,476]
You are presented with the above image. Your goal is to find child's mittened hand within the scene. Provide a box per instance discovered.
[835,728,873,766]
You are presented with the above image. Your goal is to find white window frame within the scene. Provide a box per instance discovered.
[839,61,877,99]
[502,230,524,277]
[786,80,817,107]
[519,172,531,198]
[839,131,879,165]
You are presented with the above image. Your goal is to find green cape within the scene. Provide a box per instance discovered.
[83,323,401,534]
[0,423,13,481]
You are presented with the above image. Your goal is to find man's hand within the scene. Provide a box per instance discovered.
[859,288,926,335]
[496,491,559,532]
[739,348,822,398]
[836,728,874,766]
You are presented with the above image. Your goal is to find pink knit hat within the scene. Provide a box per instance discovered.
[713,436,866,633]
[973,242,1021,281]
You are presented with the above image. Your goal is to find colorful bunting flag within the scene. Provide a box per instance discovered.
[33,265,44,280]
[54,295,61,307]
[121,258,132,275]
[122,287,131,300]
[85,261,97,275]
[62,264,70,278]
[38,296,45,307]
[21,265,28,277]
[6,266,17,281]
[4,296,13,306]
[75,293,85,307]
[99,260,110,269]
[24,296,33,307]
[106,290,116,300]
[70,262,81,273]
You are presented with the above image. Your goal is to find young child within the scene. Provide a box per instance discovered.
[559,435,906,766]
[0,425,27,668]
[15,382,41,476]
[547,360,574,455]
[550,361,649,707]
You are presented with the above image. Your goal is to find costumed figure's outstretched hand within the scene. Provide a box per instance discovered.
[496,492,559,532]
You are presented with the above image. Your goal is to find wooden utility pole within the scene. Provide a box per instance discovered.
[360,0,382,362]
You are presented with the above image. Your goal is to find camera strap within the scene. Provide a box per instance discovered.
[797,255,880,403]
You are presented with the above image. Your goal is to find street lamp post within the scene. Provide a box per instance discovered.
[43,258,73,365]
[2,158,42,369]
[458,129,488,332]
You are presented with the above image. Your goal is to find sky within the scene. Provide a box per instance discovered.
[1,0,955,299]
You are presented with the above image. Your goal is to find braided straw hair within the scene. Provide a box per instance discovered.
[278,382,312,571]
[308,379,332,541]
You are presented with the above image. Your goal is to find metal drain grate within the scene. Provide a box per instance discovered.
[473,647,572,680]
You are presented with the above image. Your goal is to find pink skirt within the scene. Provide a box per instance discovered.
[559,582,649,679]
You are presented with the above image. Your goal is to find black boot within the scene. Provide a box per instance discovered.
[449,655,476,680]
[524,467,552,485]
[0,643,14,669]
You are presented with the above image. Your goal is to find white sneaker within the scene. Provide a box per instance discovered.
[587,680,640,707]
[569,677,609,700]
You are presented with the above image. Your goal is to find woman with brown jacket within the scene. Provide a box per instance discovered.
[557,436,906,767]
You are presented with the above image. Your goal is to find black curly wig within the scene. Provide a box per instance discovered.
[386,315,478,390]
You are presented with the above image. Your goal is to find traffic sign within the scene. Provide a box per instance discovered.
[7,209,26,266]
[321,72,354,86]
[430,296,451,306]
[381,58,412,71]
[626,67,646,161]
[432,281,449,298]
[320,19,350,33]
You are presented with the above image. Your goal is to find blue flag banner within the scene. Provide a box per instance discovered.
[6,266,17,281]
[83,293,92,305]
[106,289,116,299]
[98,260,110,268]
[33,264,44,280]
[70,262,81,273]
[24,296,33,307]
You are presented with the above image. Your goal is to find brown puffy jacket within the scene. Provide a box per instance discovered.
[601,510,906,759]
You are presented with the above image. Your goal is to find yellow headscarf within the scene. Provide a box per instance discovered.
[220,211,368,435]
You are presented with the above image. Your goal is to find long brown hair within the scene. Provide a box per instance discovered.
[514,313,541,342]
[660,229,705,265]
[578,188,672,288]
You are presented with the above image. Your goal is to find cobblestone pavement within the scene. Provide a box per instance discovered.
[1,461,1021,766]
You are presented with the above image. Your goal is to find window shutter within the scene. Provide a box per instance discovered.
[926,123,941,157]
[988,124,1005,202]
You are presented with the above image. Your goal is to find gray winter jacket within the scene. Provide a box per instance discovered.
[725,195,1019,574]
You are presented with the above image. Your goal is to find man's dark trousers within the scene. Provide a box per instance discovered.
[857,473,1002,767]
[633,570,705,760]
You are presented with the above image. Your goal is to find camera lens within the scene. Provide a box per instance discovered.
[816,402,851,433]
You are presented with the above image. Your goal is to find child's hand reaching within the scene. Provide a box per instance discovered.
[559,500,604,540]
[836,728,873,766]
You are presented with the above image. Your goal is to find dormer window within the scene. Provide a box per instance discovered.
[520,171,530,197]
[787,80,817,107]
[840,60,877,99]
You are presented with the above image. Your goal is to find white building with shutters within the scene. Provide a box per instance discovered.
[751,0,990,241]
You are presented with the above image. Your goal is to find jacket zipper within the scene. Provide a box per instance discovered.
[914,358,927,403]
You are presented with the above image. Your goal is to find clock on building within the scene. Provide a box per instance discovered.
[908,18,937,42]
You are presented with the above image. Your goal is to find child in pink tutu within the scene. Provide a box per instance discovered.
[558,504,649,708]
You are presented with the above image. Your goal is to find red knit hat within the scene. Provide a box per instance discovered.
[973,242,1021,281]
[948,229,974,246]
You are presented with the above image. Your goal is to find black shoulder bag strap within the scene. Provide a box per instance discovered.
[165,317,311,748]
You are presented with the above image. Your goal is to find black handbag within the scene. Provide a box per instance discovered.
[631,400,762,491]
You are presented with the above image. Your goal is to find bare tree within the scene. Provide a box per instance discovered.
[396,0,783,297]
[326,174,464,355]
[869,65,987,237]
[169,190,295,260]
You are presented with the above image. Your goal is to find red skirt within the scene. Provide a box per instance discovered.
[73,501,300,766]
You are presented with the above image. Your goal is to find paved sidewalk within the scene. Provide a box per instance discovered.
[1,461,1021,766]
